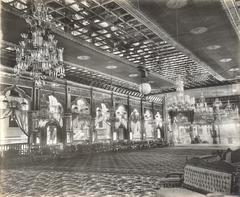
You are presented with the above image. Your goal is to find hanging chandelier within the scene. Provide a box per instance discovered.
[213,98,239,119]
[14,0,65,87]
[139,83,151,95]
[194,91,214,123]
[167,76,195,111]
[139,67,151,95]
[195,92,213,113]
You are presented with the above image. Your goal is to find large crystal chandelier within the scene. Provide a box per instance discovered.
[14,0,65,87]
[194,92,214,123]
[213,98,239,119]
[167,76,195,111]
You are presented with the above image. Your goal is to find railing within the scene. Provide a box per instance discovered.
[0,143,29,156]
[0,143,63,157]
[0,140,167,159]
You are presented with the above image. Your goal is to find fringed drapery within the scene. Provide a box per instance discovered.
[0,108,29,137]
[14,110,29,137]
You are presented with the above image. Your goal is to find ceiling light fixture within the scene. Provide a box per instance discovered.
[77,55,90,60]
[220,58,232,63]
[106,65,117,69]
[129,74,138,78]
[206,45,221,50]
[229,67,239,72]
[166,0,188,9]
[14,0,65,87]
[190,27,208,34]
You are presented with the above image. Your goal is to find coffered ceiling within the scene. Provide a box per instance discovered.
[1,0,239,98]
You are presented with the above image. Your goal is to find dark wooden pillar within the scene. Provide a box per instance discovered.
[30,81,39,145]
[152,101,155,139]
[140,98,144,140]
[127,95,130,140]
[63,81,72,144]
[110,91,114,142]
[162,95,168,143]
[89,88,93,143]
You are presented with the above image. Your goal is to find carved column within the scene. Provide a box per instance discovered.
[162,95,169,143]
[30,81,39,145]
[89,88,93,143]
[140,98,144,140]
[152,101,156,139]
[127,95,130,140]
[63,81,72,144]
[110,91,114,142]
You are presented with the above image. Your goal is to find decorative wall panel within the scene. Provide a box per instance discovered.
[71,98,91,141]
[129,100,141,141]
[93,97,112,142]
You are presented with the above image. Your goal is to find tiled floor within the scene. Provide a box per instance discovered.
[0,147,213,197]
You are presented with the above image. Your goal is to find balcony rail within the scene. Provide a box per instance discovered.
[0,143,29,156]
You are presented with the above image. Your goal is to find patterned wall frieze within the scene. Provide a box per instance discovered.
[43,85,65,95]
[143,101,152,109]
[114,95,128,105]
[93,91,111,100]
[129,99,141,107]
[69,87,91,98]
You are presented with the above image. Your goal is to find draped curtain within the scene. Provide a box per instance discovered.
[14,110,29,136]
[0,108,29,137]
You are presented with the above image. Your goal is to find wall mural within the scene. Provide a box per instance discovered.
[115,104,128,140]
[72,98,90,141]
[144,109,154,139]
[95,102,111,141]
[130,108,141,140]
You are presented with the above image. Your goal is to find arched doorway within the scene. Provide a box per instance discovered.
[118,124,129,140]
[40,120,62,145]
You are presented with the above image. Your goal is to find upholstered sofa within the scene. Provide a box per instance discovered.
[183,149,240,195]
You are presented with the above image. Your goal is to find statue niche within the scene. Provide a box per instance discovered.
[72,98,90,142]
[37,94,63,145]
[144,109,154,139]
[95,103,111,141]
[115,104,128,140]
[130,108,141,140]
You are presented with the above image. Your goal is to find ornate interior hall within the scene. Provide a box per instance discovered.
[0,0,240,196]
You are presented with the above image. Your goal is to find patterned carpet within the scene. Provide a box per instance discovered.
[0,147,213,197]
